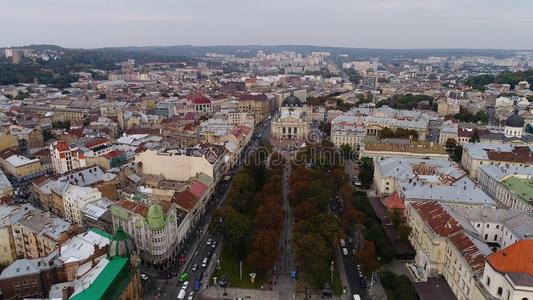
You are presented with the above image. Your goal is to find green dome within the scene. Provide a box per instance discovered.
[108,227,136,258]
[147,204,166,230]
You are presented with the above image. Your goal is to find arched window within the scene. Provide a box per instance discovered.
[522,298,528,300]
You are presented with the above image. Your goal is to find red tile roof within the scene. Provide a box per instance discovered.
[230,125,252,139]
[189,95,211,104]
[487,146,533,164]
[410,201,463,237]
[487,240,533,276]
[189,180,208,198]
[384,192,406,210]
[54,141,70,152]
[85,137,108,148]
[103,150,124,160]
[448,232,487,274]
[116,199,149,217]
[172,191,198,211]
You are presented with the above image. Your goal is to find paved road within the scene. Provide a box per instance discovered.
[272,160,296,299]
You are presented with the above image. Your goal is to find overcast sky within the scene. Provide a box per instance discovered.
[1,0,532,49]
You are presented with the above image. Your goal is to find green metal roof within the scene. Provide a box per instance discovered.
[70,257,132,300]
[502,176,533,203]
[147,204,166,230]
[89,228,112,240]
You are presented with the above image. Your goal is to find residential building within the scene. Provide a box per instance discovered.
[61,185,103,225]
[111,198,190,267]
[49,141,86,175]
[481,240,533,300]
[478,165,533,215]
[135,146,225,182]
[360,139,448,160]
[374,157,495,207]
[461,143,533,179]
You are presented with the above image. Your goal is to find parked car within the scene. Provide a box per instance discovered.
[191,264,198,272]
[182,281,189,290]
[342,248,348,256]
[201,258,208,268]
[206,238,212,246]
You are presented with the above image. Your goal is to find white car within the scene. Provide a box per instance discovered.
[342,248,348,256]
[206,238,212,246]
[182,281,189,290]
[140,273,148,280]
[188,291,195,300]
[201,258,208,268]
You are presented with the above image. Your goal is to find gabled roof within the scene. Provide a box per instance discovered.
[448,232,488,275]
[411,201,463,237]
[384,192,405,210]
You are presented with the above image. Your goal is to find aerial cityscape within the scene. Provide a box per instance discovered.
[1,1,533,300]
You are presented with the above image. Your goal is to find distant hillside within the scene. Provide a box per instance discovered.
[111,45,520,59]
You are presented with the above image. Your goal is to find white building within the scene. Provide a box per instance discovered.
[135,146,225,182]
[62,185,102,225]
[374,157,495,207]
[461,143,533,179]
[111,199,190,267]
[481,240,533,300]
[49,141,86,174]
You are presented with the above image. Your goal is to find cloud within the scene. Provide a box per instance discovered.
[0,0,532,49]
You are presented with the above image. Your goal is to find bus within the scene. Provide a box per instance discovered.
[178,272,189,283]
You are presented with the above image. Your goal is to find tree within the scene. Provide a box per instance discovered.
[223,210,251,258]
[453,145,463,163]
[397,224,412,244]
[388,209,402,228]
[358,157,374,188]
[357,240,379,274]
[247,230,280,272]
[469,130,480,143]
[340,144,353,159]
[445,138,457,149]
[226,171,256,214]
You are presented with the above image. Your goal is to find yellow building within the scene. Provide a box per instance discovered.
[0,150,44,181]
[0,132,17,151]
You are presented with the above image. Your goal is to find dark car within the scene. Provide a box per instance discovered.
[359,277,367,289]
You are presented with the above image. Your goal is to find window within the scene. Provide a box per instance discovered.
[494,234,498,241]
[486,224,490,228]
[477,223,480,228]
[497,287,503,296]
[486,277,490,286]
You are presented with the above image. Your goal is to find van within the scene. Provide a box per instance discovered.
[177,289,187,300]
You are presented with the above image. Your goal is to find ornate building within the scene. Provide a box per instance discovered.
[271,95,310,140]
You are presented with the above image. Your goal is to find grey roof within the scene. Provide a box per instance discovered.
[446,205,533,239]
[480,165,533,181]
[0,255,60,280]
[506,112,525,128]
[463,143,531,160]
[8,205,72,241]
[507,272,533,287]
[377,158,495,206]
